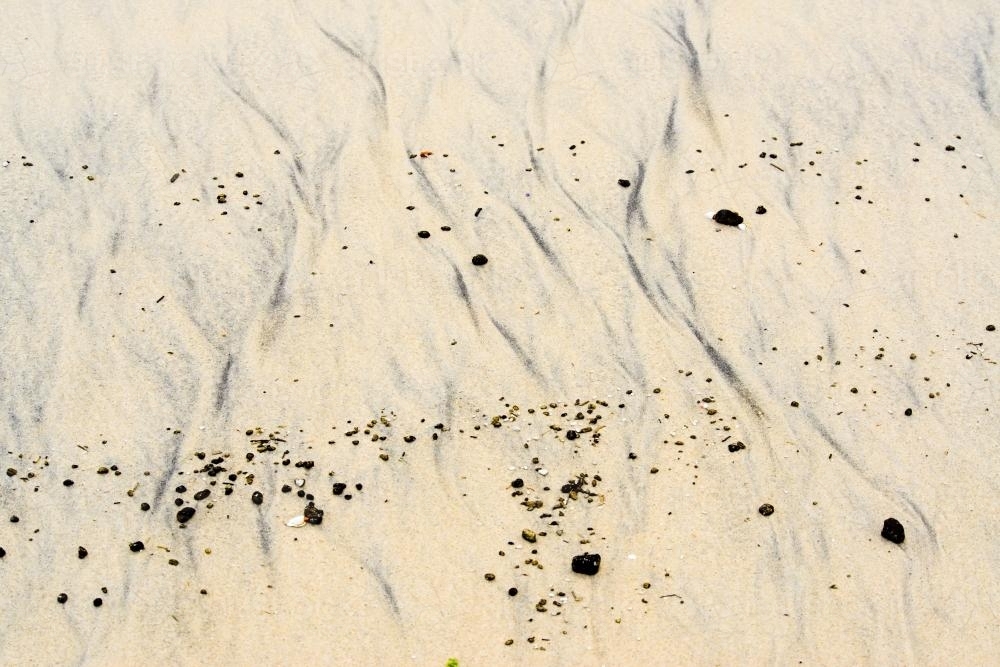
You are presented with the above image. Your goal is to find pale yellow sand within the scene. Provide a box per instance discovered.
[1,2,999,665]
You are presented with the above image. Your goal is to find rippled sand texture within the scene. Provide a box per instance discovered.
[2,2,999,665]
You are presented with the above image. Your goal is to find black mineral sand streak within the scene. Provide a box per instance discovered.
[624,162,648,231]
[488,315,543,381]
[687,324,765,419]
[451,263,478,325]
[214,353,235,412]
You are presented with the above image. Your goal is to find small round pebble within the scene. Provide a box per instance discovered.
[755,205,767,215]
[176,506,196,523]
[511,478,524,489]
[618,179,631,188]
[57,593,68,604]
[759,504,775,517]
[251,491,264,505]
[78,546,88,559]
[904,408,913,416]
[63,479,74,487]
[140,502,150,511]
[93,598,103,608]
[987,324,996,332]
[417,230,430,239]
[471,254,489,266]
[508,587,518,597]
[129,541,145,553]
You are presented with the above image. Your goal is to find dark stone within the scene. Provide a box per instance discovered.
[618,179,631,188]
[174,498,184,507]
[78,546,88,559]
[194,489,210,501]
[332,482,347,495]
[281,484,292,493]
[251,491,264,505]
[508,587,518,596]
[9,515,19,523]
[93,598,103,608]
[758,504,775,517]
[987,324,996,332]
[417,230,430,239]
[5,468,14,476]
[572,553,601,575]
[57,593,68,603]
[140,502,150,511]
[565,430,578,441]
[728,441,746,453]
[0,546,5,558]
[63,479,74,487]
[472,254,489,266]
[129,541,145,552]
[511,478,524,489]
[904,408,913,416]
[881,517,905,544]
[304,502,324,525]
[755,205,767,215]
[945,145,955,151]
[175,485,187,494]
[712,209,744,226]
[176,506,196,523]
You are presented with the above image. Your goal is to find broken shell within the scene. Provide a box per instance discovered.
[294,479,305,487]
[286,515,306,527]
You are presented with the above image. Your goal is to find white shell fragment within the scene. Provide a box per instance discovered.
[286,515,306,527]
[294,478,305,487]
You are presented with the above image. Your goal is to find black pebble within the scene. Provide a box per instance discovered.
[508,587,518,596]
[140,502,150,511]
[755,205,767,215]
[175,485,187,493]
[176,506,196,523]
[712,209,744,226]
[194,489,210,501]
[945,145,955,151]
[282,484,292,493]
[10,516,19,523]
[904,408,913,416]
[251,491,264,505]
[471,254,488,266]
[0,546,5,558]
[881,517,905,544]
[758,504,775,517]
[728,442,746,453]
[565,430,578,441]
[129,541,145,552]
[78,546,88,559]
[57,593,68,604]
[987,324,996,332]
[618,179,631,188]
[572,553,601,575]
[93,598,102,608]
[63,479,74,487]
[304,502,324,525]
[511,478,524,489]
[332,482,347,495]
[417,230,430,239]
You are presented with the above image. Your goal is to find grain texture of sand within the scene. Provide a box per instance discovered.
[1,2,999,665]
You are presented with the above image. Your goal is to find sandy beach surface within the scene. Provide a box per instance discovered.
[2,2,999,665]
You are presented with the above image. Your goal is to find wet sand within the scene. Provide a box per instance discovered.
[2,2,999,665]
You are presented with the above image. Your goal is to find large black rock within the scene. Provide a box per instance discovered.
[572,553,601,575]
[713,209,744,226]
[881,518,905,544]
